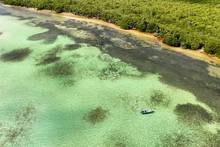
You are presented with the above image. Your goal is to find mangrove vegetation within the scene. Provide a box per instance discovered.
[3,0,220,58]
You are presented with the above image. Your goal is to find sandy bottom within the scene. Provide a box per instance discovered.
[0,12,219,147]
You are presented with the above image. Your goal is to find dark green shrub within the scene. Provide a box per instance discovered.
[54,3,65,13]
[180,32,204,50]
[181,37,203,50]
[36,0,53,10]
[181,0,208,3]
[70,1,101,17]
[181,41,192,49]
[100,10,122,23]
[118,15,139,30]
[204,38,220,55]
[145,22,160,33]
[136,20,160,33]
[136,20,148,32]
[216,50,220,58]
[155,27,167,37]
[163,33,181,47]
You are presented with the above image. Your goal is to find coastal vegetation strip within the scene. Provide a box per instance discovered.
[2,0,220,58]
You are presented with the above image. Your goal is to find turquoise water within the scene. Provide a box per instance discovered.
[0,8,219,147]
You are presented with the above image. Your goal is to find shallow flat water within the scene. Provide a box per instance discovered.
[0,4,220,147]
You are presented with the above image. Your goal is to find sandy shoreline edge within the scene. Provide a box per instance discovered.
[2,3,220,65]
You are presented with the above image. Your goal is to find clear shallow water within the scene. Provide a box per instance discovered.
[0,5,220,147]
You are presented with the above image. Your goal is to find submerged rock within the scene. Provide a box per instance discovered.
[37,55,60,65]
[203,130,220,147]
[0,48,32,62]
[63,44,81,51]
[110,37,136,49]
[98,61,140,80]
[0,105,36,146]
[44,61,74,77]
[28,22,65,43]
[84,106,109,124]
[159,131,195,147]
[37,47,61,65]
[174,103,213,124]
[99,61,128,80]
[105,132,134,147]
[150,90,170,106]
[98,54,113,62]
[28,30,58,43]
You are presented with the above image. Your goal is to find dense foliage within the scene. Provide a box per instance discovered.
[3,0,220,57]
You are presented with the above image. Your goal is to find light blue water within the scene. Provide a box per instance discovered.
[0,8,219,147]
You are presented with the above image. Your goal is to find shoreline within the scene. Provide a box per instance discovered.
[3,3,220,65]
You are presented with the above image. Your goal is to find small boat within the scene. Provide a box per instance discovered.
[141,109,155,115]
